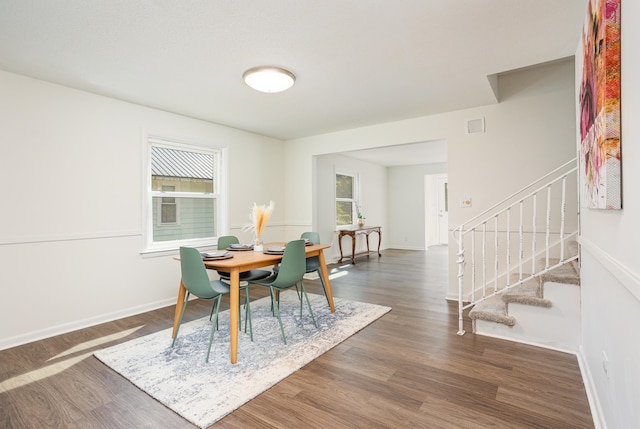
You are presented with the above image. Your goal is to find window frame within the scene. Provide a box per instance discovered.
[157,185,179,225]
[142,136,227,254]
[335,170,360,229]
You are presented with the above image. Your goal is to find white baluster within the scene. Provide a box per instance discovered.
[519,200,524,282]
[506,208,511,288]
[494,215,499,293]
[471,229,476,302]
[457,225,465,335]
[560,175,567,261]
[546,185,551,269]
[482,222,487,298]
[531,193,537,274]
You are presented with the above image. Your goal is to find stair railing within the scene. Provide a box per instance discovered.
[454,159,579,335]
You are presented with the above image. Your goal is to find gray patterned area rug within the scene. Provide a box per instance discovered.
[94,292,391,428]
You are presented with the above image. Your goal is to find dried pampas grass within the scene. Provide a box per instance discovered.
[242,200,275,239]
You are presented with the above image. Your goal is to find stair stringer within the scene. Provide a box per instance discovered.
[473,279,581,353]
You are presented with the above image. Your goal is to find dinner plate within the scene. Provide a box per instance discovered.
[226,244,253,251]
[263,250,284,255]
[201,251,233,260]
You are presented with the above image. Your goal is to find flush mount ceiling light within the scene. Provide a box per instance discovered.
[242,66,296,93]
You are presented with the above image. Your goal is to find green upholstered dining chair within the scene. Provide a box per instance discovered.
[172,247,231,363]
[274,232,329,305]
[216,235,271,340]
[216,235,272,282]
[300,231,330,305]
[249,239,317,344]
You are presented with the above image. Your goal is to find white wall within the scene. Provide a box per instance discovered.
[285,58,577,298]
[0,70,284,348]
[388,163,447,250]
[576,2,640,427]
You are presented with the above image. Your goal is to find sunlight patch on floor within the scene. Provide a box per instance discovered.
[0,325,145,394]
[47,326,145,361]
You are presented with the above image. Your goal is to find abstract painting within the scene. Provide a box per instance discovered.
[579,0,621,209]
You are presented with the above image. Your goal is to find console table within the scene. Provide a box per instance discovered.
[337,225,382,264]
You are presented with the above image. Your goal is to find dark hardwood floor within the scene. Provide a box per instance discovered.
[0,246,594,428]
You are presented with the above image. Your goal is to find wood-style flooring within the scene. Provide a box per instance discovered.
[0,246,594,428]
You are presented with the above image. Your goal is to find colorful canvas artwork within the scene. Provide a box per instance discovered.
[579,0,621,209]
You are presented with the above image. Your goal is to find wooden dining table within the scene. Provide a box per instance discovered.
[171,242,335,364]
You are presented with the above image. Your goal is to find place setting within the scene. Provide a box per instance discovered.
[200,251,233,261]
[226,243,253,251]
[263,245,285,255]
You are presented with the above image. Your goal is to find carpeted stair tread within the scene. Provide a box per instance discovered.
[469,295,516,326]
[537,258,581,285]
[500,277,552,308]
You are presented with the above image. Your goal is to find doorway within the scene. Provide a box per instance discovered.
[425,174,448,247]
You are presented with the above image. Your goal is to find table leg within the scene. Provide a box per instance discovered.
[351,233,356,264]
[229,268,240,364]
[365,233,371,256]
[317,251,335,313]
[171,280,187,339]
[338,233,344,263]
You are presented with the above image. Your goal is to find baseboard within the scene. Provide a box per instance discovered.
[388,244,426,251]
[445,293,460,302]
[577,346,608,429]
[472,330,578,355]
[0,297,178,351]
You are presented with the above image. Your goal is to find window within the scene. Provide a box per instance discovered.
[336,172,358,227]
[144,137,223,253]
[159,185,178,224]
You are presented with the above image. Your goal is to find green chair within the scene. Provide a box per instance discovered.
[172,247,231,363]
[216,235,271,340]
[249,239,317,344]
[216,235,272,282]
[274,232,330,305]
[300,231,330,305]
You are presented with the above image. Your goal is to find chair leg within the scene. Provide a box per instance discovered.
[270,286,287,344]
[206,295,222,363]
[300,281,318,328]
[317,269,330,306]
[245,286,253,341]
[238,290,243,331]
[171,292,191,347]
[294,283,301,299]
[297,282,303,318]
[209,299,220,331]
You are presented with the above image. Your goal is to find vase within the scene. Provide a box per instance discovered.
[358,218,365,227]
[254,236,264,252]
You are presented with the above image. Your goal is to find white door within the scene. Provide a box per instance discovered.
[437,176,448,244]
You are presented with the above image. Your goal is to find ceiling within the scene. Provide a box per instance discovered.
[340,140,447,167]
[0,1,586,142]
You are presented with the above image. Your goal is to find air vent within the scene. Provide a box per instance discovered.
[466,117,485,134]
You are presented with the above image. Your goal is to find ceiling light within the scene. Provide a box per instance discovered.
[242,66,295,93]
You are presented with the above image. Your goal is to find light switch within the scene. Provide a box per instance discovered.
[460,197,472,208]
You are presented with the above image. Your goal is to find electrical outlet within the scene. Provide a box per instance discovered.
[602,351,609,377]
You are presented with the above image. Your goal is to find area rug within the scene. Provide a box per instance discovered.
[94,292,391,428]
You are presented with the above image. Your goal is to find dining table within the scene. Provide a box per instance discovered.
[171,242,335,364]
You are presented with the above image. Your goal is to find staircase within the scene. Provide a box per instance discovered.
[468,241,581,352]
[454,159,580,352]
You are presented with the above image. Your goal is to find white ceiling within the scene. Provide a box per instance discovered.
[340,140,447,167]
[0,1,586,143]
